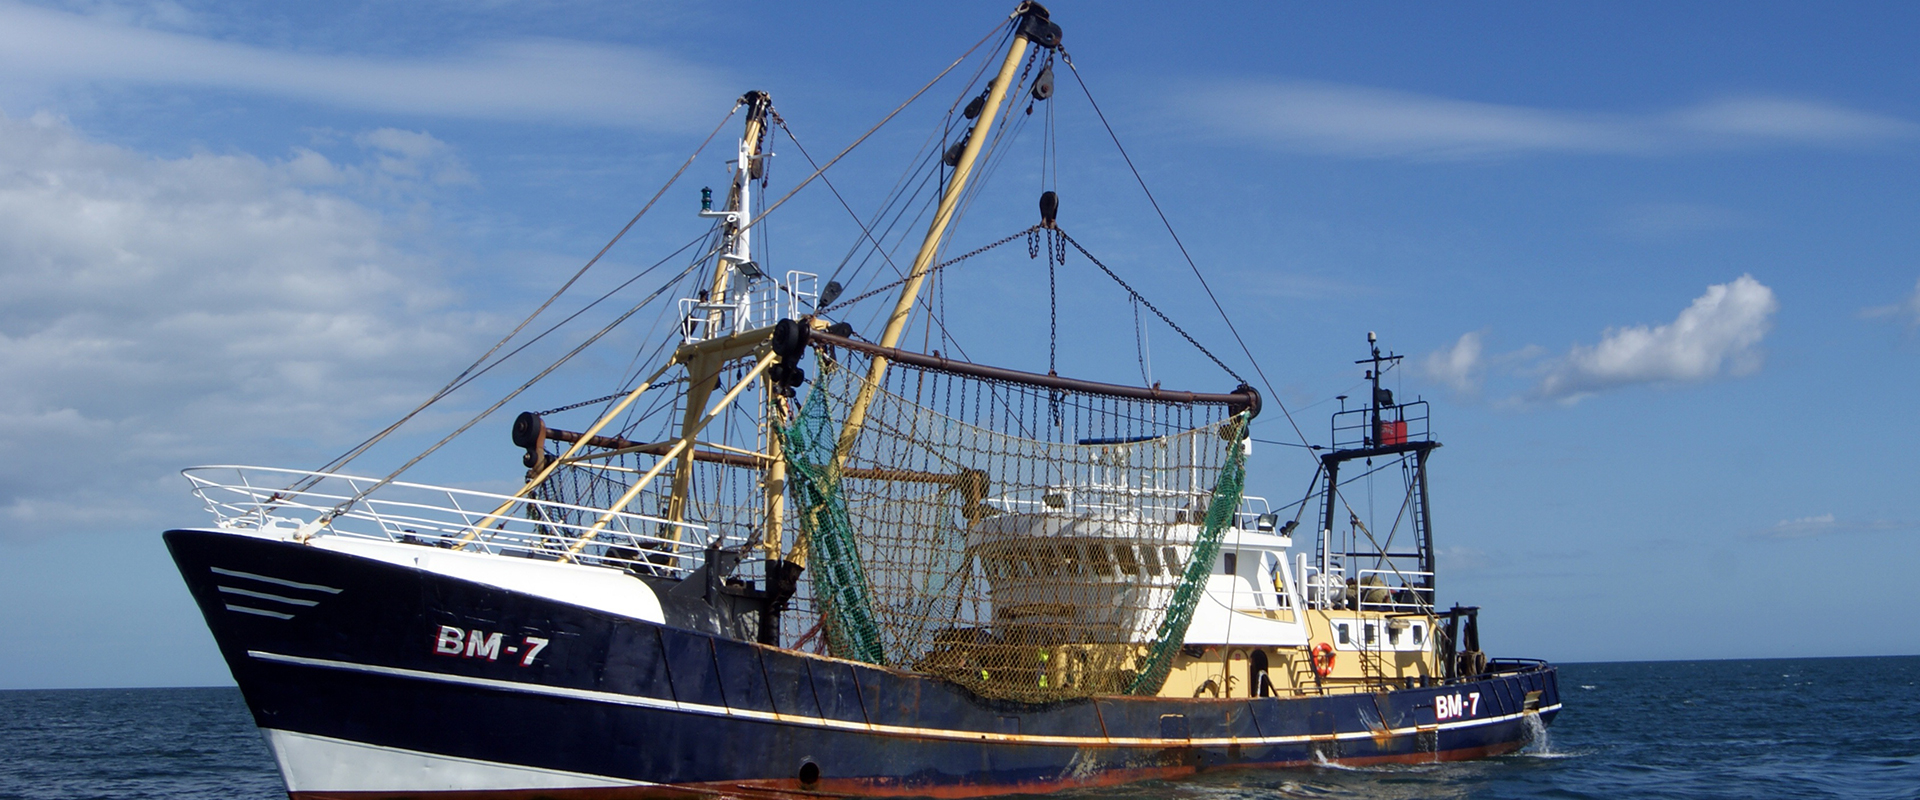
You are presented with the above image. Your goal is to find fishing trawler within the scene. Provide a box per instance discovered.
[166,4,1559,797]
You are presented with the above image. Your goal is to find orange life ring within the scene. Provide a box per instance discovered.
[1312,642,1336,677]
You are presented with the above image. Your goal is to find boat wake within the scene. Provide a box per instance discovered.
[1519,711,1568,758]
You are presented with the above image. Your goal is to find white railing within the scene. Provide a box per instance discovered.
[1354,568,1434,613]
[1232,496,1275,532]
[678,270,819,344]
[182,465,719,577]
[1299,563,1347,610]
[979,486,1274,527]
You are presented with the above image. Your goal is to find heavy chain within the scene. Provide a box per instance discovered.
[819,225,1041,314]
[1057,229,1246,384]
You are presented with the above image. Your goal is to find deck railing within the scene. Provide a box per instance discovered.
[182,465,718,577]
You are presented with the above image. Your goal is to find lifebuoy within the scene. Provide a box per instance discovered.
[1312,642,1336,677]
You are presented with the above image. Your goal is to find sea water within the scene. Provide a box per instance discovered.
[2,656,1915,800]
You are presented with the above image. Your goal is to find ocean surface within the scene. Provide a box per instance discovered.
[2,655,1915,799]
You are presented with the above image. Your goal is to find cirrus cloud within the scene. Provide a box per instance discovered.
[0,2,729,130]
[1860,277,1920,328]
[1181,80,1919,161]
[0,111,487,537]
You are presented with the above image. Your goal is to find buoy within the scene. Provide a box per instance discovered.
[1312,642,1336,677]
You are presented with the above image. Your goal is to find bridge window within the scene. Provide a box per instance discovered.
[1113,545,1141,576]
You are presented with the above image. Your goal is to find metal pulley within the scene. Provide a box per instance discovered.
[943,129,973,166]
[1038,190,1058,228]
[1031,64,1054,101]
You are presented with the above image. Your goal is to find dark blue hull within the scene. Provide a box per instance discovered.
[167,528,1560,798]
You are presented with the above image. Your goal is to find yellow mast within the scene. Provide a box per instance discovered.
[793,4,1054,568]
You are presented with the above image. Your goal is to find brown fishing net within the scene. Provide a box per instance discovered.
[779,342,1248,702]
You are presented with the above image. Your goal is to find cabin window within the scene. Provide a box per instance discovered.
[1087,543,1115,577]
[1222,552,1238,576]
[1388,626,1401,645]
[1336,623,1350,644]
[1114,545,1141,576]
[1061,544,1084,577]
[1363,623,1377,645]
[1140,546,1162,577]
[1412,625,1424,645]
[1163,547,1184,574]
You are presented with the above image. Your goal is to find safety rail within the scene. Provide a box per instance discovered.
[1354,568,1434,613]
[182,465,720,577]
[1330,400,1430,451]
[1298,564,1346,610]
[981,490,1276,532]
[678,270,819,344]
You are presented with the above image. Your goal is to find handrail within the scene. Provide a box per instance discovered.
[182,465,717,577]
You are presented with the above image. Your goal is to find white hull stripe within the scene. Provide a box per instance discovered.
[228,605,294,619]
[212,566,343,594]
[219,586,320,606]
[264,728,646,792]
[250,650,1560,749]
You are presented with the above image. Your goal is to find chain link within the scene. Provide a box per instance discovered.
[819,225,1041,315]
[1057,229,1246,384]
[535,393,627,417]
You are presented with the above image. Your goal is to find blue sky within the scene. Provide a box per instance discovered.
[1,0,1916,689]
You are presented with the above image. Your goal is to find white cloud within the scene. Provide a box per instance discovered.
[1769,514,1837,538]
[1755,513,1914,540]
[1672,98,1918,143]
[1611,202,1746,239]
[1183,80,1918,160]
[0,2,728,129]
[1422,330,1485,394]
[0,111,484,537]
[1535,275,1778,402]
[1860,277,1920,327]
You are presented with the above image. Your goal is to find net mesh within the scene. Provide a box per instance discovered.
[777,345,1248,703]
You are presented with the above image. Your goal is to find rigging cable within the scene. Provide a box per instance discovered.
[305,16,1015,521]
[289,104,744,493]
[1055,230,1240,383]
[1061,50,1404,574]
[780,121,995,363]
[315,237,722,522]
[1058,52,1321,463]
[733,18,1010,244]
